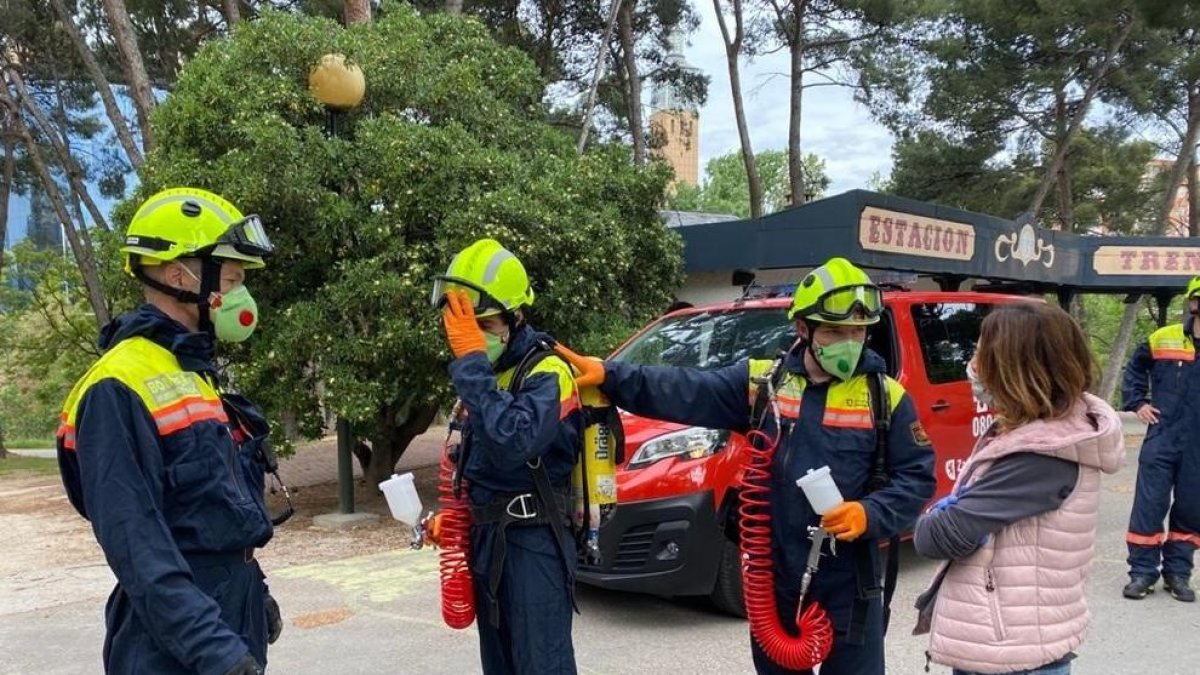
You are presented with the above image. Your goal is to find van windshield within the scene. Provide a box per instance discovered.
[610,308,794,370]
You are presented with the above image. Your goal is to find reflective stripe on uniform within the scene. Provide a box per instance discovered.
[58,337,228,453]
[497,352,581,421]
[1149,324,1196,362]
[1167,531,1200,547]
[1126,531,1166,546]
[776,394,802,419]
[822,407,873,429]
[152,397,229,435]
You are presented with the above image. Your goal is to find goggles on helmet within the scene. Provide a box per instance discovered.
[808,284,884,321]
[218,215,274,258]
[429,276,507,316]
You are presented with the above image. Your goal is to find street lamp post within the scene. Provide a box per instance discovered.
[308,53,365,518]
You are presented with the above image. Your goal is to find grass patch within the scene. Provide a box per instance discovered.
[4,438,56,449]
[0,456,60,476]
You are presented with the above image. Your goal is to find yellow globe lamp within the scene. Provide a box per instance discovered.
[308,53,365,110]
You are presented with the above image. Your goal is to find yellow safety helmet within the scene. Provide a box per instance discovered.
[1187,276,1200,299]
[121,187,273,275]
[789,257,883,325]
[430,238,534,317]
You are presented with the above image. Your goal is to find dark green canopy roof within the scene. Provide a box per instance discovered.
[676,190,1198,303]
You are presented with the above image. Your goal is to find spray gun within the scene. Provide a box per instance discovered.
[800,526,834,601]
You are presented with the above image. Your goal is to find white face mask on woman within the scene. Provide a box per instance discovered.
[966,359,994,408]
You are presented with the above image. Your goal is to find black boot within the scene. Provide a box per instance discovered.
[1163,575,1196,603]
[1123,575,1157,599]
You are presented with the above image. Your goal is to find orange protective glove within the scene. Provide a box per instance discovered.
[424,511,446,548]
[821,501,868,542]
[554,343,605,388]
[441,290,487,359]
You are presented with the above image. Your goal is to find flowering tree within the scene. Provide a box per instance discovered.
[121,6,683,487]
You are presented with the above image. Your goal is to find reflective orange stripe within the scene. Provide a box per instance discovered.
[1126,531,1165,546]
[777,395,802,419]
[559,395,581,420]
[58,424,77,451]
[152,396,228,435]
[1151,349,1195,361]
[1168,531,1200,547]
[823,407,873,429]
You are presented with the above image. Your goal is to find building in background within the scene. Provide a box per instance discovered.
[650,32,700,188]
[25,187,64,253]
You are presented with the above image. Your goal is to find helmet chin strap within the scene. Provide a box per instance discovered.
[800,319,830,377]
[132,256,223,336]
[195,258,221,336]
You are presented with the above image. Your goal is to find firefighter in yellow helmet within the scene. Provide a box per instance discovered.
[1121,275,1200,602]
[56,188,286,675]
[560,258,935,674]
[432,238,584,674]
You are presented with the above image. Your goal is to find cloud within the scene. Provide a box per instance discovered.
[683,2,895,193]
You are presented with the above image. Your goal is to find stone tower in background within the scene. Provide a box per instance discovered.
[650,31,700,188]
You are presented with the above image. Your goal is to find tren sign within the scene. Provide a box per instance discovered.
[1093,246,1200,275]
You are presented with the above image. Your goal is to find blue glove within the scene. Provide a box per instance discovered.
[225,654,263,675]
[265,590,282,644]
[927,493,958,514]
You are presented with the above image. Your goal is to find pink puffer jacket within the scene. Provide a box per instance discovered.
[926,393,1125,673]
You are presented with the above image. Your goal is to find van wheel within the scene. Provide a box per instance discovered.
[710,538,746,617]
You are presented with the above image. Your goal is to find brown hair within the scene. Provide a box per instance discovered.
[975,302,1094,428]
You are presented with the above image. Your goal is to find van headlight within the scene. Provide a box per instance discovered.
[627,428,729,469]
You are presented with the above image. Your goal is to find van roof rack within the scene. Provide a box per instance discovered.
[737,283,797,302]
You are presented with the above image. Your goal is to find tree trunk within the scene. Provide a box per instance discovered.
[1190,154,1199,238]
[344,0,372,25]
[1188,88,1200,237]
[1057,153,1075,231]
[0,112,12,274]
[1098,300,1141,401]
[1073,292,1088,338]
[714,0,763,217]
[445,0,464,14]
[577,0,623,154]
[50,0,143,168]
[3,63,112,231]
[363,401,440,492]
[1053,91,1076,231]
[618,2,645,166]
[1157,90,1200,231]
[0,86,110,324]
[102,0,156,152]
[1026,19,1133,218]
[223,0,241,25]
[787,19,804,206]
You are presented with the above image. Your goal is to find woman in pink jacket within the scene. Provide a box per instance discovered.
[913,303,1125,675]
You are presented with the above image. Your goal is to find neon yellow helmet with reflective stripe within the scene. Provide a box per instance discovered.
[789,257,883,325]
[430,238,535,317]
[121,187,272,275]
[1187,276,1200,299]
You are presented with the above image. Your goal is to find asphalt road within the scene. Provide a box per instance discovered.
[3,433,1198,674]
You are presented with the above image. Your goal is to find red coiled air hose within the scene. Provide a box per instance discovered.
[739,429,834,670]
[437,436,476,629]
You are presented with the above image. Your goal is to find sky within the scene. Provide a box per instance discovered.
[682,2,896,194]
[4,5,899,247]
